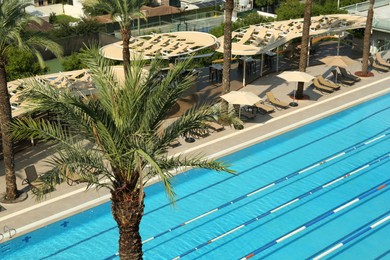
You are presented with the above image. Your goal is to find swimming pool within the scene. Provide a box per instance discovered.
[2,93,390,259]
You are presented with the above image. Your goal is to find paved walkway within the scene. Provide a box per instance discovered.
[1,55,390,242]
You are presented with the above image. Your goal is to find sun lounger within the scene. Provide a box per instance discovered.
[339,67,361,82]
[206,121,225,132]
[265,92,289,109]
[313,78,334,93]
[169,139,181,148]
[331,70,354,86]
[317,75,341,90]
[369,57,389,72]
[254,102,275,114]
[22,165,53,194]
[375,52,390,68]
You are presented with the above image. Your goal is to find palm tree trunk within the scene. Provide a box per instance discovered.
[222,0,234,112]
[222,0,234,95]
[121,28,131,78]
[361,0,375,75]
[0,61,18,201]
[296,0,312,99]
[111,184,144,259]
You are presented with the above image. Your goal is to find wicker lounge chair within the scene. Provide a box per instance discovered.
[22,165,53,194]
[265,92,289,109]
[169,139,181,148]
[254,102,275,114]
[375,52,390,68]
[331,70,354,86]
[317,75,341,90]
[313,78,334,93]
[369,57,389,72]
[206,122,225,132]
[339,67,361,82]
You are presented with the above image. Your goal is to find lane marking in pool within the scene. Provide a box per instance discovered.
[142,131,390,245]
[240,178,390,260]
[312,211,390,260]
[146,119,390,216]
[3,79,390,240]
[172,153,390,259]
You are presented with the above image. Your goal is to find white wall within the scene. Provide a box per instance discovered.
[27,0,85,18]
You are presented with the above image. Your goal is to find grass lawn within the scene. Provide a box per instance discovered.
[45,58,64,74]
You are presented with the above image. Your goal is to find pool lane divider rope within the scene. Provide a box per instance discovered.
[240,177,390,260]
[172,153,390,259]
[146,109,390,217]
[142,131,390,245]
[312,210,390,260]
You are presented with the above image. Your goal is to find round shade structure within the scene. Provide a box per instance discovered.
[100,31,218,61]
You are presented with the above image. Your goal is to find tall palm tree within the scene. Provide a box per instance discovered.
[0,0,62,202]
[361,0,375,76]
[11,52,232,258]
[222,0,234,96]
[296,0,312,99]
[83,0,145,75]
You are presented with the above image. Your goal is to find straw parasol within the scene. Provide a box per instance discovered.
[320,56,356,83]
[277,71,314,106]
[220,91,261,118]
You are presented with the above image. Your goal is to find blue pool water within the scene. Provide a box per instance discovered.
[2,94,390,259]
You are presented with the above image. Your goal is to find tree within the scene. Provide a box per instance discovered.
[296,0,312,99]
[360,0,375,76]
[222,0,234,99]
[11,52,232,258]
[83,0,145,76]
[5,47,47,82]
[0,0,62,203]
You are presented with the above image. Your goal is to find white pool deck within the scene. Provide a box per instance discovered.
[1,60,390,242]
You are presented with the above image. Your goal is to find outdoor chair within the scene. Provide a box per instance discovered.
[265,92,290,109]
[22,165,53,194]
[339,67,361,82]
[66,171,83,186]
[375,52,390,68]
[316,75,341,90]
[254,101,275,114]
[206,121,225,132]
[369,57,389,72]
[313,78,334,94]
[331,70,354,86]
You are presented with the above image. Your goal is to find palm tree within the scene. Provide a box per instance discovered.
[11,52,232,258]
[361,0,375,76]
[83,0,145,75]
[296,0,312,99]
[0,0,62,203]
[222,0,234,96]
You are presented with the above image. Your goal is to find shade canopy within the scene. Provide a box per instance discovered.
[277,71,314,83]
[320,56,356,68]
[220,91,261,105]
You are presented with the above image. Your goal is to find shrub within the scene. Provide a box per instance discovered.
[5,47,47,81]
[61,52,86,71]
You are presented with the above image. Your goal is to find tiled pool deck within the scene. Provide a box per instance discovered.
[0,59,390,241]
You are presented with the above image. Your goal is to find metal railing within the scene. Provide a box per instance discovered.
[341,0,390,12]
